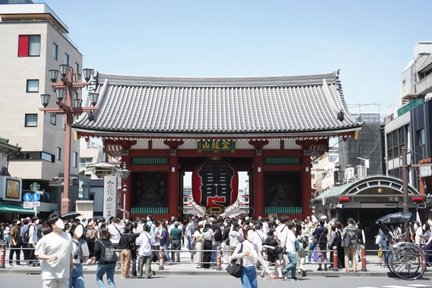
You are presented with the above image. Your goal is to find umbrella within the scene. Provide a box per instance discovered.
[61,211,81,221]
[375,212,412,224]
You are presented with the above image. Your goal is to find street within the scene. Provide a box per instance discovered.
[0,273,431,288]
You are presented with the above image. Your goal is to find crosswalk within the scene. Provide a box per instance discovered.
[358,285,432,288]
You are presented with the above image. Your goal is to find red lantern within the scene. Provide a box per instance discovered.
[192,161,238,208]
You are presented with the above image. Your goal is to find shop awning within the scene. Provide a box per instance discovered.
[0,203,35,215]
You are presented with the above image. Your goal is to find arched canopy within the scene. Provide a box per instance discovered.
[315,175,420,201]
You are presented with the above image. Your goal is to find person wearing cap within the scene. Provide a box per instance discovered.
[35,213,73,288]
[9,219,22,266]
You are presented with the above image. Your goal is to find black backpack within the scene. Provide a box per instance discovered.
[22,224,32,242]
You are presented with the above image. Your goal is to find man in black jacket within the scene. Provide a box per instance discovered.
[117,224,139,278]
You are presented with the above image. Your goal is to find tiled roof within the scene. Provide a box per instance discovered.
[74,71,362,139]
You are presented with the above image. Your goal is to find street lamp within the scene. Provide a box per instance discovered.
[39,65,98,214]
[119,163,131,220]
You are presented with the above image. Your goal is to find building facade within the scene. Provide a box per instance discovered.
[74,71,362,219]
[0,2,83,215]
[383,41,432,217]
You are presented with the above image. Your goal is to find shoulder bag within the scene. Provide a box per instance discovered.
[226,243,243,278]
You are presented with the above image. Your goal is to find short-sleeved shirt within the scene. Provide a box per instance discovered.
[170,227,182,241]
[35,231,73,280]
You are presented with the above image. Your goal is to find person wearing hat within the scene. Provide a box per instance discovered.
[9,219,22,266]
[35,213,73,288]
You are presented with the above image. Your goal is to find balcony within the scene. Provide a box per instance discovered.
[416,72,432,96]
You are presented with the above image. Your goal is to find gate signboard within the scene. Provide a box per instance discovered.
[103,175,117,219]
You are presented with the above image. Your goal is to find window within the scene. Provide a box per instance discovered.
[75,62,80,77]
[72,151,78,168]
[18,35,40,57]
[52,42,58,60]
[41,152,55,162]
[61,115,66,130]
[64,53,69,65]
[417,129,425,146]
[26,79,39,93]
[25,114,37,127]
[50,113,56,125]
[56,147,62,161]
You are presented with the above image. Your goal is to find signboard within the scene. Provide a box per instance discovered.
[0,176,22,202]
[419,165,432,178]
[198,140,235,152]
[192,161,238,208]
[103,175,118,220]
[360,203,397,208]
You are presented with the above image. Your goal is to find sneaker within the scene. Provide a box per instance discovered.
[317,267,323,271]
[152,271,156,276]
[291,278,298,281]
[302,270,307,277]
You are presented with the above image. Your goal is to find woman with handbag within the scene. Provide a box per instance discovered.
[230,227,275,288]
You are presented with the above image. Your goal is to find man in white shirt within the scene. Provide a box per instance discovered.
[35,213,73,288]
[108,218,123,249]
[281,222,298,281]
[28,216,40,266]
[136,224,156,279]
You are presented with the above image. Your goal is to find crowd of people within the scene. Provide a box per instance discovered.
[1,213,432,288]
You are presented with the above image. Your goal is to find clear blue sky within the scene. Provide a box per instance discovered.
[44,0,432,116]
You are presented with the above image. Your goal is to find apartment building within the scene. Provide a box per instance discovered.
[0,2,84,214]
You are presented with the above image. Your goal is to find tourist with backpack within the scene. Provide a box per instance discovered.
[341,218,360,272]
[94,228,117,288]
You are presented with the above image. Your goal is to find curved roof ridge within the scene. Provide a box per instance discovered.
[96,71,339,88]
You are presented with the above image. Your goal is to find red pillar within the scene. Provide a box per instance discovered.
[249,140,268,218]
[253,150,265,217]
[301,153,312,217]
[164,141,183,218]
[168,150,179,217]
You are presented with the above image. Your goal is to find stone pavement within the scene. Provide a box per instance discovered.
[1,248,430,278]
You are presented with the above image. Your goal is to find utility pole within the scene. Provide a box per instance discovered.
[402,146,409,213]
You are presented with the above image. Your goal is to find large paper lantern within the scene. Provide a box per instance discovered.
[192,161,239,208]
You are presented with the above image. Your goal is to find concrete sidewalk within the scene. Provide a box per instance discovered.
[1,248,430,278]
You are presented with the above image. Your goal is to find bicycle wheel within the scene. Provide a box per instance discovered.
[388,243,426,280]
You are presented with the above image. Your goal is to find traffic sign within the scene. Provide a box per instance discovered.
[33,192,41,201]
[23,201,33,208]
[23,193,32,202]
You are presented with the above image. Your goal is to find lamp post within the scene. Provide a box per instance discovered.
[39,65,98,214]
[119,163,131,220]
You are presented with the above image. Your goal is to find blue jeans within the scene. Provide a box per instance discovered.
[282,252,297,279]
[240,265,257,288]
[70,263,85,288]
[162,243,170,261]
[96,263,116,288]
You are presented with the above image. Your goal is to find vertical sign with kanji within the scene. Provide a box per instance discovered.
[103,175,117,220]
